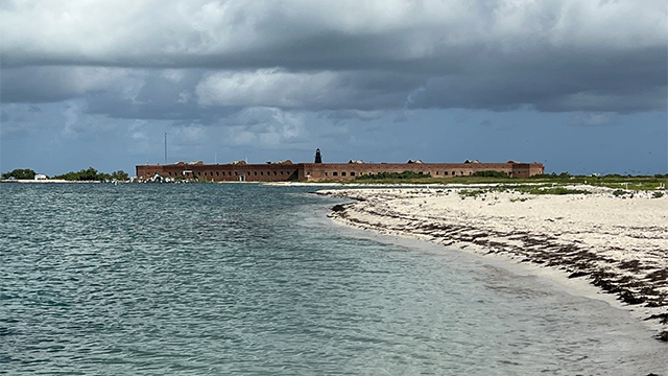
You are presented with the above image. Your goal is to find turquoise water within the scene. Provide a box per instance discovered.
[0,183,664,375]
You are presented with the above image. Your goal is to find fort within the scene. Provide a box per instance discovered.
[136,149,545,182]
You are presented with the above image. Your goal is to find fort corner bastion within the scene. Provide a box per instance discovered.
[136,150,544,182]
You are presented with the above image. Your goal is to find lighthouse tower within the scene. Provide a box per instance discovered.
[314,149,322,164]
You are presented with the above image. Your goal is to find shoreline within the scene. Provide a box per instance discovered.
[317,185,668,341]
[0,179,103,183]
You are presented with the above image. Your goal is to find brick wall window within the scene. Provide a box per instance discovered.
[341,172,346,176]
[333,172,338,176]
[350,172,355,176]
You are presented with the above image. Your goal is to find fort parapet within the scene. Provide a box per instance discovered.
[136,159,545,182]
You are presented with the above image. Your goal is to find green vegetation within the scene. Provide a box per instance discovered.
[352,171,667,198]
[357,170,431,180]
[2,168,37,180]
[458,185,590,199]
[458,189,482,198]
[355,170,431,182]
[340,170,668,192]
[528,187,591,195]
[110,170,130,181]
[52,167,129,182]
[529,171,573,179]
[2,167,130,182]
[471,170,510,178]
[53,167,104,181]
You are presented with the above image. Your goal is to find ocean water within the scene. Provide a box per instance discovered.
[0,183,664,375]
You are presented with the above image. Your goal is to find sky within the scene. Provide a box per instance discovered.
[1,0,666,176]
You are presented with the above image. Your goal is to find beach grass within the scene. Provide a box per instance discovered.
[325,173,668,192]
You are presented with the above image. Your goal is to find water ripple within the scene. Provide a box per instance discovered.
[0,183,664,375]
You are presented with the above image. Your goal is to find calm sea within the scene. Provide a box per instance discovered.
[0,183,664,375]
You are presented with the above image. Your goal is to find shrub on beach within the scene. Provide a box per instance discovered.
[355,170,431,180]
[471,170,510,178]
[531,187,590,195]
[529,172,572,179]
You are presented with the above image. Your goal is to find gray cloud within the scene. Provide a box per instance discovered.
[569,112,615,126]
[195,69,421,111]
[1,0,665,117]
[4,0,664,68]
[1,66,143,103]
[320,110,387,122]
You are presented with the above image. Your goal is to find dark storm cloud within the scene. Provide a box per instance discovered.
[1,66,143,103]
[408,46,667,112]
[1,0,666,116]
[84,69,211,121]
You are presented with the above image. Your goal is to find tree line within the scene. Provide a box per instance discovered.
[2,167,129,181]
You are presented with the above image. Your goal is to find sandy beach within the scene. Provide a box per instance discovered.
[319,185,668,341]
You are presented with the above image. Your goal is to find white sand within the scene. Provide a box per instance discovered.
[319,185,668,340]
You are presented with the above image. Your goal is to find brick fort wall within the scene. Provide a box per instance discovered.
[136,161,544,182]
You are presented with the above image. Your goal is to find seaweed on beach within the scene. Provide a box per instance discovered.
[331,204,348,212]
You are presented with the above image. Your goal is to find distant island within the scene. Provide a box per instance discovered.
[1,167,129,182]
